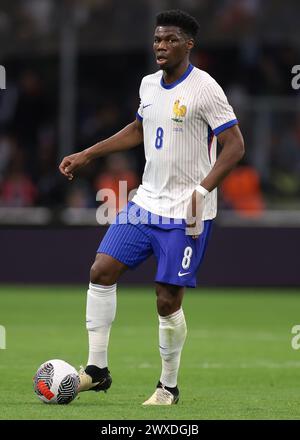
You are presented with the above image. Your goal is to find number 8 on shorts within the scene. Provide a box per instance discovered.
[181,246,193,270]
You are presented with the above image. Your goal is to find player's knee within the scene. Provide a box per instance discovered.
[157,295,175,316]
[90,258,116,286]
[156,284,183,316]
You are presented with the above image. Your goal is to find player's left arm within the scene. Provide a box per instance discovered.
[186,124,244,238]
[200,124,245,191]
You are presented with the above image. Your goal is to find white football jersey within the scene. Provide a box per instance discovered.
[132,64,238,220]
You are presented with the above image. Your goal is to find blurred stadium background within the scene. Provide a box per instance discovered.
[0,0,299,285]
[1,0,300,421]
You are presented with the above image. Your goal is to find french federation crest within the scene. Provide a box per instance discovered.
[172,99,187,123]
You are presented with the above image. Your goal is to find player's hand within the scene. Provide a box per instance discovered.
[59,151,90,180]
[185,190,205,239]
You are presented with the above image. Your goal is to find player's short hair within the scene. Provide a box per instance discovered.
[156,9,199,39]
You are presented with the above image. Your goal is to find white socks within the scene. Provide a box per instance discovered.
[86,282,117,369]
[85,282,186,386]
[159,308,187,388]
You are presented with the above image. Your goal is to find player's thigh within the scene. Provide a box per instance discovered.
[152,220,213,288]
[95,222,152,276]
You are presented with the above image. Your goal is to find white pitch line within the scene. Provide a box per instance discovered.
[196,361,300,369]
[136,361,300,369]
[189,330,288,342]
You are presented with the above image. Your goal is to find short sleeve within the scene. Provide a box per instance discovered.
[200,80,238,136]
[136,99,143,122]
[136,80,144,122]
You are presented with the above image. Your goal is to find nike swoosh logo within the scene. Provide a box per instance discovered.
[143,104,152,109]
[178,271,191,277]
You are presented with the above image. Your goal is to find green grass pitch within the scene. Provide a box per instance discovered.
[1,285,300,420]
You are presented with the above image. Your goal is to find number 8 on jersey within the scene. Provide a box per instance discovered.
[155,127,164,149]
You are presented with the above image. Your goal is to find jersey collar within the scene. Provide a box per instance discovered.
[160,63,194,90]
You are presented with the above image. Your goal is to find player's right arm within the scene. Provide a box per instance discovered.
[59,118,143,180]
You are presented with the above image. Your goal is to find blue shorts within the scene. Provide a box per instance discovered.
[97,202,212,288]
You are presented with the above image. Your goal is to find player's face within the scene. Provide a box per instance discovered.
[153,26,194,70]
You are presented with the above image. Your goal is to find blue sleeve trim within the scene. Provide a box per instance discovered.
[213,119,238,136]
[136,112,143,122]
